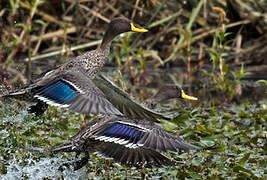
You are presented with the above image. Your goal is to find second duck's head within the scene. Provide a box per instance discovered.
[148,85,198,108]
[153,85,198,101]
[101,17,148,48]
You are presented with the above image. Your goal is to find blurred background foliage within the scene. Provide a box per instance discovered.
[0,0,266,179]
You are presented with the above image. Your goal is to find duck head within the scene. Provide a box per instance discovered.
[101,17,148,49]
[148,85,198,108]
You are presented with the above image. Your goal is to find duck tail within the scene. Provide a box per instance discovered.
[0,89,32,101]
[51,141,74,153]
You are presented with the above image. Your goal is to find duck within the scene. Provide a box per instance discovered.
[1,17,148,116]
[52,84,201,170]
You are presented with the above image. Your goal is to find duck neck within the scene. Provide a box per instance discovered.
[100,27,117,50]
[145,94,167,109]
[146,85,178,108]
[149,95,167,106]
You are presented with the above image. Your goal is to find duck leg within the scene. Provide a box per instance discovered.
[73,152,90,170]
[28,100,48,115]
[59,152,90,171]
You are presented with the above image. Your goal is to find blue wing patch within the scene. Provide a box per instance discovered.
[98,122,142,144]
[37,80,77,104]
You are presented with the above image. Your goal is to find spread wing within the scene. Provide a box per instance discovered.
[53,116,201,153]
[93,74,170,122]
[34,69,122,116]
[52,116,201,167]
[51,118,173,168]
[91,118,201,152]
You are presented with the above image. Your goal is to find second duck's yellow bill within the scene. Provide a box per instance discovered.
[130,23,148,32]
[181,90,198,101]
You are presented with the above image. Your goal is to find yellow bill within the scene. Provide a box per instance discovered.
[181,90,198,101]
[130,23,148,32]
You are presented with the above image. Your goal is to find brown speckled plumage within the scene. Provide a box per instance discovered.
[56,48,110,80]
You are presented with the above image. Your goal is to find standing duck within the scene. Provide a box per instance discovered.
[1,17,148,116]
[52,84,201,170]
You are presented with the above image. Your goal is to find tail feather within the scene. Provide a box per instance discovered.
[1,89,35,101]
[52,141,74,153]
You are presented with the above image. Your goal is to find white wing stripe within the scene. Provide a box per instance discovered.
[34,95,69,108]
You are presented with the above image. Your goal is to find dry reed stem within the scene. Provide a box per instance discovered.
[19,1,66,27]
[157,20,251,67]
[33,25,47,55]
[80,4,110,23]
[31,27,77,42]
[7,0,40,61]
[131,0,140,20]
[24,40,102,62]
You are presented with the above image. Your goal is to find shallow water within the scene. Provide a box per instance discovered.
[0,156,88,180]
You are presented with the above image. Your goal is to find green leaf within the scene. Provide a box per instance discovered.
[14,23,27,29]
[161,120,178,131]
[34,19,47,26]
[200,138,216,147]
[233,165,253,175]
[239,153,250,167]
[257,80,267,86]
[222,61,228,74]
